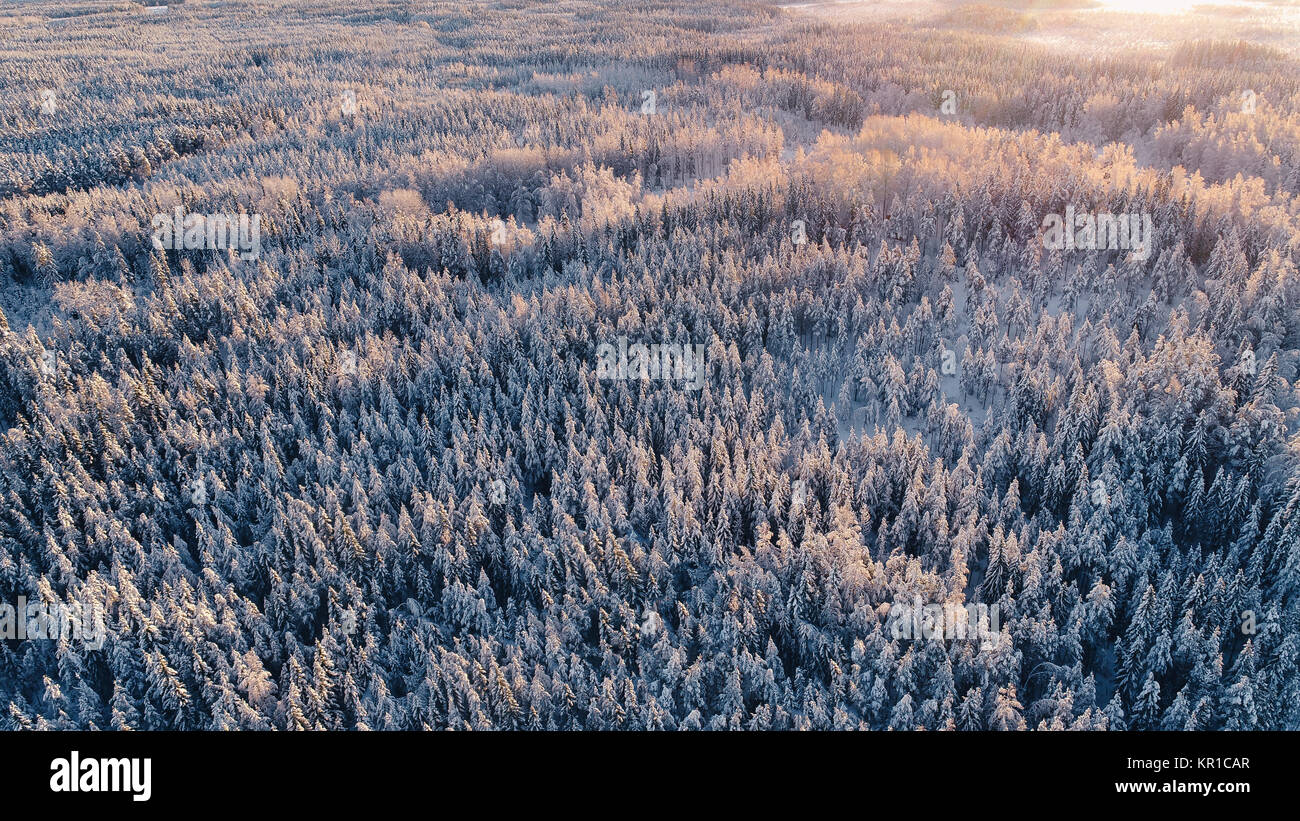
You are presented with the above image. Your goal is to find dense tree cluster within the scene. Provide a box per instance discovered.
[0,0,1297,730]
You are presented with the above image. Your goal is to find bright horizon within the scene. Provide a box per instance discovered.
[1093,0,1199,11]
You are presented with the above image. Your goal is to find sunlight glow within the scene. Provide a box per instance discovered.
[1093,0,1200,13]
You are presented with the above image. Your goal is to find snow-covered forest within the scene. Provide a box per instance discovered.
[1,0,1298,730]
